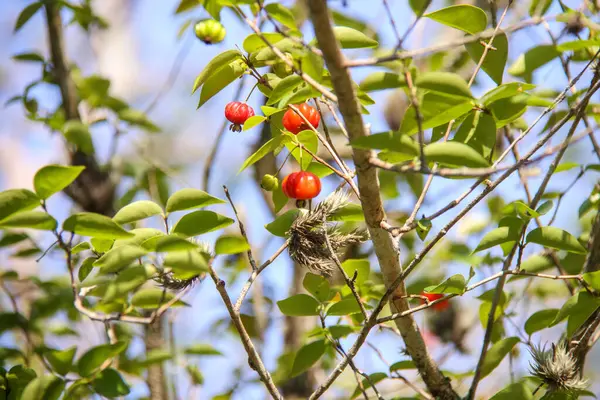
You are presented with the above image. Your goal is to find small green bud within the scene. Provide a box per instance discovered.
[194,19,226,45]
[261,174,279,191]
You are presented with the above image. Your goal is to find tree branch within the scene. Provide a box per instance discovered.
[306,1,457,398]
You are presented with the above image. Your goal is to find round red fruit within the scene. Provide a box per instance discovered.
[282,103,320,134]
[225,102,254,132]
[421,292,450,311]
[282,171,321,200]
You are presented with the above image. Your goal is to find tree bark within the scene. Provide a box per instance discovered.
[145,318,169,400]
[306,1,457,398]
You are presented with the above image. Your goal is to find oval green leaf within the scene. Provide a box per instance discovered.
[165,188,225,213]
[113,200,163,225]
[423,142,490,168]
[525,227,586,254]
[425,5,487,35]
[172,210,234,237]
[277,294,320,316]
[215,235,250,255]
[33,165,85,200]
[63,213,133,239]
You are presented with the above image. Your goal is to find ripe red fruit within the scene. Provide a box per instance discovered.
[282,171,321,200]
[282,103,320,134]
[225,102,254,132]
[421,292,450,311]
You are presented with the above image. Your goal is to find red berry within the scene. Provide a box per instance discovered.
[282,103,320,134]
[421,292,450,311]
[225,102,254,132]
[282,171,321,200]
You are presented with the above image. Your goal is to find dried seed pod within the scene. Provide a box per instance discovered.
[287,190,367,276]
[530,342,589,395]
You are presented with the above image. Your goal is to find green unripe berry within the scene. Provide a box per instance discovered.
[194,19,226,45]
[261,174,279,192]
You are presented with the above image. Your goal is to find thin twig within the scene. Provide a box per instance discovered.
[208,263,283,399]
[223,185,258,271]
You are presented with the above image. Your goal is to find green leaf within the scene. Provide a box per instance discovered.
[329,325,358,339]
[341,259,369,285]
[454,110,497,159]
[333,26,378,48]
[0,189,40,222]
[63,120,94,155]
[291,340,326,377]
[118,108,159,132]
[186,365,204,386]
[286,130,318,170]
[350,131,419,156]
[465,32,508,85]
[78,257,95,282]
[150,235,198,252]
[21,375,64,400]
[101,265,156,303]
[389,360,416,371]
[45,347,76,376]
[192,50,242,93]
[359,72,407,92]
[583,270,600,291]
[215,235,250,255]
[524,309,559,336]
[92,368,130,398]
[525,227,586,254]
[131,289,188,309]
[480,82,536,106]
[489,382,533,400]
[302,50,324,83]
[303,273,331,303]
[502,201,539,219]
[423,142,490,168]
[93,245,147,273]
[277,294,320,316]
[425,5,487,35]
[163,250,209,278]
[557,39,600,52]
[172,210,234,237]
[0,211,56,231]
[416,218,432,240]
[0,232,29,248]
[400,95,473,135]
[489,97,527,128]
[77,341,127,377]
[529,0,553,17]
[238,135,287,173]
[165,188,225,213]
[33,165,85,200]
[14,2,43,32]
[185,344,223,356]
[555,162,579,173]
[327,298,363,316]
[264,3,296,29]
[480,337,520,378]
[113,200,163,225]
[424,274,466,294]
[409,0,431,14]
[243,33,284,53]
[415,71,472,98]
[508,45,560,79]
[63,213,133,239]
[243,115,266,131]
[91,238,114,253]
[198,60,246,107]
[265,209,301,237]
[552,292,600,336]
[267,75,303,105]
[351,372,388,399]
[328,203,365,222]
[474,224,522,253]
[536,201,553,216]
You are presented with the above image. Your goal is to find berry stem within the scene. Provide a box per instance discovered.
[275,146,296,176]
[244,82,259,103]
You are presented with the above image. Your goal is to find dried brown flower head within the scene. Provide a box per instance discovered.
[529,342,588,395]
[287,190,367,276]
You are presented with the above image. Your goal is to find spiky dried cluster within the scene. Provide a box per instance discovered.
[529,342,588,395]
[288,190,367,277]
[155,240,211,291]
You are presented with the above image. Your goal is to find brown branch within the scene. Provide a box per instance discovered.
[306,1,457,399]
[208,263,283,399]
[44,2,115,216]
